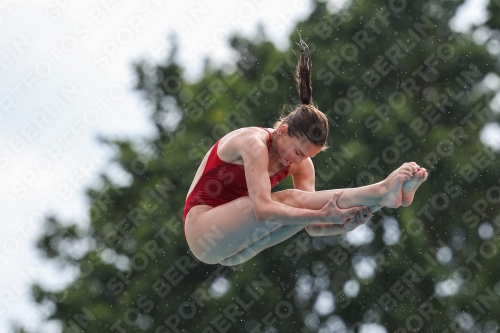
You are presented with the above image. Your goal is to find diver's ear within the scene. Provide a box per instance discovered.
[279,123,289,136]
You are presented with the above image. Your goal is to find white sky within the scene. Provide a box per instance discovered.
[0,0,493,332]
[0,1,315,332]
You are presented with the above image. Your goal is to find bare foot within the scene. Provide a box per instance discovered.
[380,163,414,208]
[401,168,428,207]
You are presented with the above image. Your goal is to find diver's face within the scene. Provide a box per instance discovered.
[276,125,322,166]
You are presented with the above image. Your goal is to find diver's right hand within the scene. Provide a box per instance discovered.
[320,190,367,224]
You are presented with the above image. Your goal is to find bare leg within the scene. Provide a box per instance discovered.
[219,171,416,265]
[271,162,418,213]
[293,162,417,236]
[186,185,380,265]
[186,181,395,265]
[219,196,375,266]
[219,208,374,266]
[185,163,422,264]
[219,224,304,266]
[274,189,384,216]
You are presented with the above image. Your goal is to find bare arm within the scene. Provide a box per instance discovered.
[239,134,326,225]
[290,157,372,236]
[290,157,316,192]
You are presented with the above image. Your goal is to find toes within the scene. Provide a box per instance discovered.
[404,162,412,170]
[410,162,420,172]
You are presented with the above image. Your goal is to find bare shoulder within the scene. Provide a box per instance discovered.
[217,127,270,162]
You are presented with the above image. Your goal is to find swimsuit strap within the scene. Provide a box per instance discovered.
[259,127,272,150]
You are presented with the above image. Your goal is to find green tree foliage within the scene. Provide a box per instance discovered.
[20,0,500,332]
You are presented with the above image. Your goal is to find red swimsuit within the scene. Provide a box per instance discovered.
[183,127,290,236]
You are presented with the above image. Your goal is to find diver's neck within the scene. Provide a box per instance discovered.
[268,130,285,167]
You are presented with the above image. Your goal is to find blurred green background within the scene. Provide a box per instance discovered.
[23,0,500,332]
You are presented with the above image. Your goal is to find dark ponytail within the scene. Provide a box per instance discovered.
[295,38,313,105]
[273,37,330,150]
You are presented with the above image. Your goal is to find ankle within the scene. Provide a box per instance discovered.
[376,181,389,204]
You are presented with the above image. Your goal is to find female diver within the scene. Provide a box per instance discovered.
[183,40,428,266]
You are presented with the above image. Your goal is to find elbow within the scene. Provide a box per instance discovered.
[253,208,268,223]
[252,201,272,223]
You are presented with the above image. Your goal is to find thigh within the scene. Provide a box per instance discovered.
[184,194,292,264]
[219,224,305,266]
